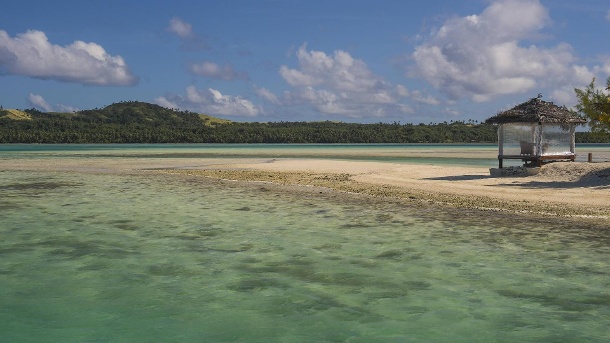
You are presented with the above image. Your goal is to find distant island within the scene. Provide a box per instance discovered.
[0,101,607,144]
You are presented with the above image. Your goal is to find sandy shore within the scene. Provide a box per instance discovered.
[3,156,609,222]
[158,159,610,221]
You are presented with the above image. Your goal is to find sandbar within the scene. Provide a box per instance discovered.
[162,159,610,221]
[3,156,609,223]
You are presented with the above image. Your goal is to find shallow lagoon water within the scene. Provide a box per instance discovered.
[1,143,503,167]
[1,145,610,342]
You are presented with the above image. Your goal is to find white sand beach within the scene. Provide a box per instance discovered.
[6,155,607,221]
[166,159,610,220]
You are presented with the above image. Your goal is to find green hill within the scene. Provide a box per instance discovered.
[1,101,230,127]
[0,101,243,143]
[0,109,32,120]
[72,101,231,127]
[198,113,231,126]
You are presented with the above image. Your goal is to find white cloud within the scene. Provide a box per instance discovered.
[155,86,261,117]
[286,46,384,94]
[550,88,575,106]
[598,56,610,75]
[153,96,178,110]
[397,104,414,114]
[56,104,79,113]
[166,17,205,50]
[443,107,461,116]
[167,17,193,39]
[278,44,415,117]
[396,85,410,97]
[550,62,609,106]
[254,86,280,105]
[279,65,322,87]
[189,61,249,81]
[0,30,138,86]
[410,90,441,105]
[28,93,52,112]
[27,93,78,112]
[410,0,589,102]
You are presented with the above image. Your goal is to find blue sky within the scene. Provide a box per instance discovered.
[1,0,609,123]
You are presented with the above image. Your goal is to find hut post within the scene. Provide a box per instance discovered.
[497,124,504,168]
[569,125,576,154]
[497,124,504,156]
[535,122,543,156]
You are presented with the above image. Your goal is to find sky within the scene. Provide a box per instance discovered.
[1,0,609,124]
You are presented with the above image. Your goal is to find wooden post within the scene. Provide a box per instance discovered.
[588,153,593,163]
[497,124,504,169]
[570,126,576,154]
[498,124,504,156]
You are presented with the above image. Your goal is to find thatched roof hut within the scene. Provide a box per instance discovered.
[486,95,586,169]
[486,95,586,125]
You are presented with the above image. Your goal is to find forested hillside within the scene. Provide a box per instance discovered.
[0,101,606,143]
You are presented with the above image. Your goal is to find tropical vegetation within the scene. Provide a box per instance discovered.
[574,77,610,135]
[0,100,606,144]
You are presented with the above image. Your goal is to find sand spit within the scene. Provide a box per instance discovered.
[159,160,610,221]
[2,156,608,222]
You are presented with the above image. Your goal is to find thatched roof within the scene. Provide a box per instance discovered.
[486,95,587,124]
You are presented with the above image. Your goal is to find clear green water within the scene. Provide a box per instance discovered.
[2,142,609,166]
[1,144,610,342]
[0,143,502,167]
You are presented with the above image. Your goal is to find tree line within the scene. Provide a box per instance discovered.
[0,101,607,144]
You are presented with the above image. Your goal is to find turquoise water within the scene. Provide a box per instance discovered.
[1,145,610,342]
[0,143,501,167]
[2,143,609,166]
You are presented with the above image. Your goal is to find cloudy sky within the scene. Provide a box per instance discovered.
[1,0,609,123]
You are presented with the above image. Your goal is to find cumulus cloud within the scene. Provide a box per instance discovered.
[0,30,138,86]
[254,86,280,105]
[396,85,410,97]
[189,61,249,81]
[155,86,260,117]
[153,96,178,110]
[28,93,53,112]
[167,17,205,50]
[278,44,415,117]
[27,93,79,112]
[410,90,441,105]
[167,17,194,39]
[56,104,79,113]
[410,0,591,102]
[595,57,610,76]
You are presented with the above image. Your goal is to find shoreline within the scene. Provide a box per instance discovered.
[3,156,609,223]
[156,158,610,222]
